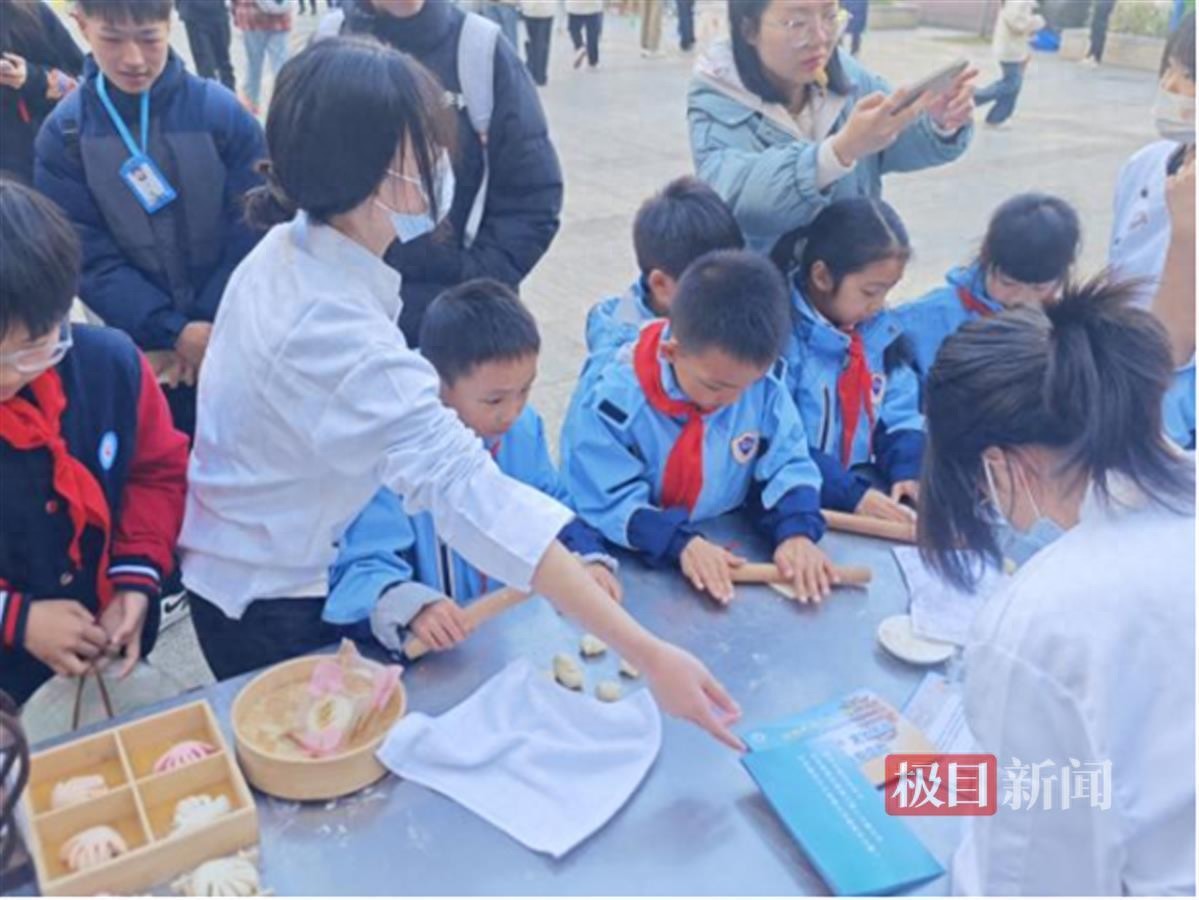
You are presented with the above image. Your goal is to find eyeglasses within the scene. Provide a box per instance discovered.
[762,7,849,48]
[2,319,73,375]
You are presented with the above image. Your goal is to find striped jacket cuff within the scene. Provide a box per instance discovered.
[108,558,164,600]
[0,586,31,653]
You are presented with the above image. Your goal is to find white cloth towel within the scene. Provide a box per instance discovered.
[376,659,662,858]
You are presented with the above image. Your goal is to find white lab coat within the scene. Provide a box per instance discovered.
[952,475,1196,895]
[179,213,572,618]
[1109,139,1186,309]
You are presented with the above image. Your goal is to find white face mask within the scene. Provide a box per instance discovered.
[1152,86,1196,144]
[375,149,456,244]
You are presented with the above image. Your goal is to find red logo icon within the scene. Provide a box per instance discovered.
[885,754,998,816]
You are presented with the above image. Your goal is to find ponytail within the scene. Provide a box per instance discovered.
[243,160,298,230]
[919,273,1194,590]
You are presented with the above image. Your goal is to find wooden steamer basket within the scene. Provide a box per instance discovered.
[231,654,407,802]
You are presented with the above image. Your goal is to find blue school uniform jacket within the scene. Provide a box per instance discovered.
[783,286,925,512]
[894,264,1001,379]
[1164,363,1196,451]
[324,406,606,626]
[560,331,825,567]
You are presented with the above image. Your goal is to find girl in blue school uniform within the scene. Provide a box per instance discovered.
[783,198,924,525]
[324,279,619,656]
[563,249,837,606]
[895,193,1082,380]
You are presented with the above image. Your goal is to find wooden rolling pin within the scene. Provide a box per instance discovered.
[731,562,872,587]
[402,587,529,660]
[822,508,917,544]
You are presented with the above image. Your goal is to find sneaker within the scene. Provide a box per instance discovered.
[573,47,587,69]
[1079,56,1099,68]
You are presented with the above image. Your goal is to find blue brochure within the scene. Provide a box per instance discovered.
[742,743,944,896]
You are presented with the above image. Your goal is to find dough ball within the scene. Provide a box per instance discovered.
[552,653,584,691]
[618,658,640,679]
[50,773,107,810]
[578,634,607,658]
[595,681,622,703]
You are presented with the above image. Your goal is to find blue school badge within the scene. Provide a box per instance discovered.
[870,373,887,409]
[731,431,760,464]
[98,431,118,471]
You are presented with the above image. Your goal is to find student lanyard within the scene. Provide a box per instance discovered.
[96,72,150,160]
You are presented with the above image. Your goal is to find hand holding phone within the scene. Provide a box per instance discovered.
[890,58,970,116]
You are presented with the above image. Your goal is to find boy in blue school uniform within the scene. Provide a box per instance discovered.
[563,249,837,606]
[565,176,744,469]
[783,198,925,525]
[324,279,620,656]
[895,193,1081,379]
[33,0,265,438]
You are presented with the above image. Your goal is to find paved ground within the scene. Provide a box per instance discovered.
[23,6,1162,734]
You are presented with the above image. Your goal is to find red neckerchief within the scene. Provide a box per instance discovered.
[957,285,998,318]
[633,321,706,513]
[0,369,113,607]
[836,329,876,468]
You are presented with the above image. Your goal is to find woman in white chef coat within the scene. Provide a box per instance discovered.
[178,37,743,750]
[918,277,1196,895]
[1109,14,1195,448]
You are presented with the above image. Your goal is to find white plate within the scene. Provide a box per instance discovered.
[877,614,956,666]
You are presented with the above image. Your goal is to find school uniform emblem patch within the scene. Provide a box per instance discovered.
[98,431,118,471]
[731,431,760,464]
[871,373,887,409]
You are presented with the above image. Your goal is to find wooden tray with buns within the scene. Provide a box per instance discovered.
[17,700,257,896]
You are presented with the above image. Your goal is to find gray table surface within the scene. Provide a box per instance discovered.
[12,517,964,895]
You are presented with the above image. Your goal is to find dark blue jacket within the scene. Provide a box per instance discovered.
[34,53,265,351]
[339,0,563,344]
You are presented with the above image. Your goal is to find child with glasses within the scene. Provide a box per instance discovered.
[0,178,188,706]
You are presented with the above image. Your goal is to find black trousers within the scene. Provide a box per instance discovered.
[183,16,235,91]
[567,13,602,66]
[676,0,695,50]
[523,15,553,86]
[1089,0,1117,61]
[164,384,197,443]
[189,593,345,681]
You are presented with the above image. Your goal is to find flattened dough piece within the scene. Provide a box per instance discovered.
[579,633,607,658]
[618,658,640,679]
[552,653,584,690]
[769,582,798,599]
[595,681,622,703]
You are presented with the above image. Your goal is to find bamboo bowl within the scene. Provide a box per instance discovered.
[230,654,406,802]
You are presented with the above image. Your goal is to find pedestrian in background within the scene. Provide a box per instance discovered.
[975,0,1044,128]
[639,0,662,57]
[176,0,236,90]
[521,0,554,85]
[232,0,292,115]
[1082,0,1117,66]
[841,0,867,56]
[677,0,694,52]
[480,0,521,47]
[566,0,603,70]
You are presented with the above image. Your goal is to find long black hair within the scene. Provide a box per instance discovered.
[244,36,455,229]
[727,0,850,107]
[1162,11,1195,80]
[919,274,1194,590]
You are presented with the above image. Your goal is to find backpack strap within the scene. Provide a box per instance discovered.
[456,12,498,248]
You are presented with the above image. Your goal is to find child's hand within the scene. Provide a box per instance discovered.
[97,589,149,678]
[409,599,471,652]
[774,536,838,604]
[24,600,109,677]
[584,563,623,604]
[175,322,213,370]
[889,479,920,510]
[856,487,916,524]
[0,53,27,91]
[680,537,744,605]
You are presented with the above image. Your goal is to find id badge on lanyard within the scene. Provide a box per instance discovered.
[97,73,177,214]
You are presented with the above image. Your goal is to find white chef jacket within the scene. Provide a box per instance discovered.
[952,475,1196,895]
[1109,139,1186,309]
[179,213,573,618]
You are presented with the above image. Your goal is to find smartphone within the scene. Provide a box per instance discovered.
[890,58,969,115]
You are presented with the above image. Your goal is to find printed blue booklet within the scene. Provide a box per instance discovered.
[742,743,945,896]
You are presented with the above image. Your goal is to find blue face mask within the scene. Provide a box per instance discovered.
[984,457,1065,568]
[376,150,455,244]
